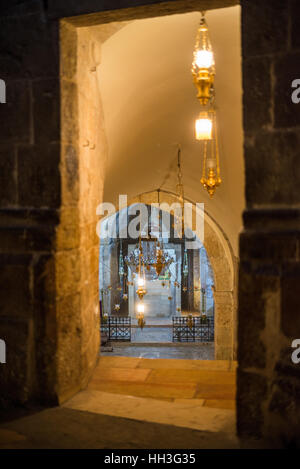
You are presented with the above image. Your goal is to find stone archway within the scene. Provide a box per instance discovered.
[111,190,237,360]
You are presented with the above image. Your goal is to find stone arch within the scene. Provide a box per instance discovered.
[108,190,236,360]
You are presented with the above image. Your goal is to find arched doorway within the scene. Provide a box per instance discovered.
[98,190,236,360]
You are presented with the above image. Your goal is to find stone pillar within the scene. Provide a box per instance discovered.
[238,0,300,445]
[0,5,60,404]
[0,7,107,405]
[213,291,234,360]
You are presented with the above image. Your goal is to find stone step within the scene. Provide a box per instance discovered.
[63,389,237,444]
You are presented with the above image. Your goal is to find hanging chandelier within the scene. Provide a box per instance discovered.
[125,237,173,278]
[192,12,222,197]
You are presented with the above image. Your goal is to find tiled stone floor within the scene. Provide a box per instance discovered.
[89,356,236,406]
[0,357,269,449]
[102,343,215,359]
[0,357,241,449]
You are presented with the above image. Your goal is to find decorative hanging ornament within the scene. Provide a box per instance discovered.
[191,12,215,106]
[192,13,222,198]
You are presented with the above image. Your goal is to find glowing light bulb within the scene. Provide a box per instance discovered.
[137,277,144,287]
[195,50,214,69]
[195,116,212,140]
[137,303,144,314]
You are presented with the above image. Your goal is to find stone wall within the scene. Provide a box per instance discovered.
[0,3,108,405]
[0,3,60,404]
[1,0,299,447]
[238,0,300,445]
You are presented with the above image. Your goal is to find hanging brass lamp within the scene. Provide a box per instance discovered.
[196,108,222,198]
[191,12,215,106]
[192,12,222,198]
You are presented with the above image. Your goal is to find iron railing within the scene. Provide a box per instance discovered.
[101,316,131,341]
[172,316,214,342]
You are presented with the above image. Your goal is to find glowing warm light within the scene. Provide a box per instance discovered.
[137,303,144,314]
[137,276,144,287]
[195,50,214,69]
[195,116,212,140]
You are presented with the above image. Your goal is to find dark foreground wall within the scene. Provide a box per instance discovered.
[238,0,300,446]
[0,0,299,447]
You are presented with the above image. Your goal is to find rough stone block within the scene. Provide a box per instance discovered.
[61,80,78,144]
[0,81,30,143]
[0,254,32,319]
[281,262,300,338]
[61,144,79,205]
[237,260,279,368]
[0,208,58,252]
[55,249,81,298]
[243,57,271,132]
[215,346,233,361]
[291,0,300,50]
[56,207,80,250]
[215,326,232,348]
[60,22,77,81]
[240,232,298,262]
[269,347,300,446]
[0,316,34,404]
[0,13,59,79]
[237,369,268,439]
[242,0,288,57]
[33,79,60,143]
[245,130,300,205]
[33,253,58,403]
[18,143,61,208]
[274,53,300,129]
[0,145,17,207]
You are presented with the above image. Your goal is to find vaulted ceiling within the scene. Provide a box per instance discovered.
[97,6,244,254]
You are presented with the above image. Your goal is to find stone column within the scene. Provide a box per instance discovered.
[213,291,234,360]
[0,6,60,404]
[238,0,300,444]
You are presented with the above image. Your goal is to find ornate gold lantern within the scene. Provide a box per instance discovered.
[192,13,222,198]
[136,275,147,300]
[196,109,221,197]
[191,13,215,106]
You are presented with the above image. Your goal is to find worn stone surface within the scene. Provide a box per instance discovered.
[241,0,288,57]
[0,81,31,144]
[245,130,300,206]
[18,144,61,208]
[274,53,300,129]
[281,262,300,338]
[32,79,60,144]
[0,0,299,449]
[238,0,300,446]
[242,57,272,132]
[0,145,17,207]
[0,315,34,405]
[0,405,238,449]
[237,370,268,439]
[291,0,300,50]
